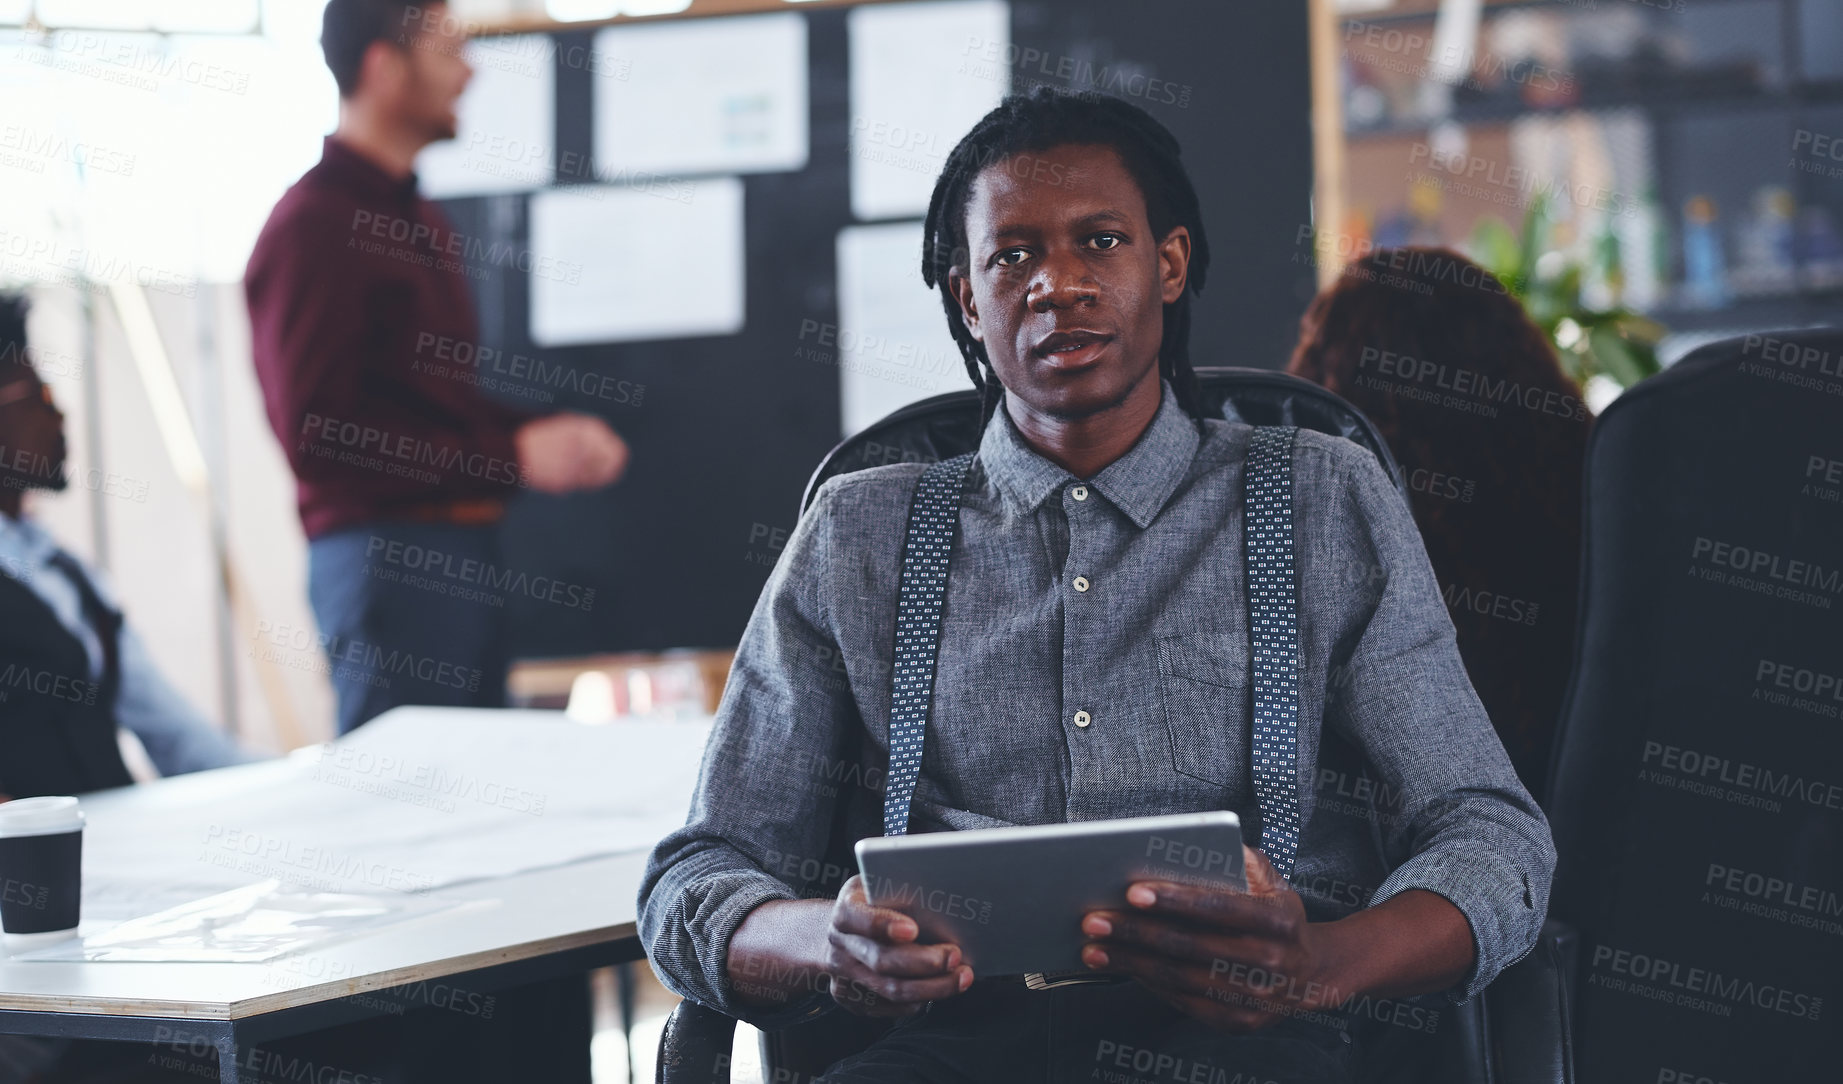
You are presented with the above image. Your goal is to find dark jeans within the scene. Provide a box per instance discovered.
[307,521,511,735]
[817,977,1438,1084]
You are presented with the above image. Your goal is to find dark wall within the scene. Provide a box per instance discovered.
[1010,1,1317,371]
[441,0,1315,657]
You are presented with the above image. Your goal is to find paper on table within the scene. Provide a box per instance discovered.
[527,180,745,347]
[847,0,1009,221]
[82,875,261,924]
[592,13,807,180]
[836,222,970,435]
[79,709,711,904]
[418,36,558,198]
[14,881,457,963]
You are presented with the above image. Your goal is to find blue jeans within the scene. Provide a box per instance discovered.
[308,521,510,735]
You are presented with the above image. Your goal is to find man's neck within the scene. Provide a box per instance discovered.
[332,108,424,180]
[1003,370,1163,480]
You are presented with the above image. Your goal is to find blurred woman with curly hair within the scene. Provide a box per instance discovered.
[1288,247,1592,798]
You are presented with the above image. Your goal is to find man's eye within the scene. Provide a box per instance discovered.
[1089,233,1125,251]
[993,248,1030,267]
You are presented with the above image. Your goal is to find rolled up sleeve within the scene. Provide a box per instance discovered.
[636,480,859,1029]
[1321,446,1557,1003]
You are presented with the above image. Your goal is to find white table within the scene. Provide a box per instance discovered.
[0,708,710,1083]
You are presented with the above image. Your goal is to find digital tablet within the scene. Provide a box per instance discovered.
[854,811,1245,978]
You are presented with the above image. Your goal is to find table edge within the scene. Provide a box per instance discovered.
[0,922,640,1021]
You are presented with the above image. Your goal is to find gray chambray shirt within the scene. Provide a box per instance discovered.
[639,379,1555,1028]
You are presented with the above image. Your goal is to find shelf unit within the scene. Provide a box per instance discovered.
[1321,0,1843,332]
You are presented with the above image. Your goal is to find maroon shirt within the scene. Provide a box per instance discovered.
[245,136,529,539]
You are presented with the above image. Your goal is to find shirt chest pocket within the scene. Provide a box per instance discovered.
[1155,630,1252,789]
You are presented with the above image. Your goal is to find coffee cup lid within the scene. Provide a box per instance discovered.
[0,796,84,837]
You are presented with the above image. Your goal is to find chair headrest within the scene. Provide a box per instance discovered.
[801,367,1405,518]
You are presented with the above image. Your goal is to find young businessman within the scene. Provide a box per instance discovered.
[640,90,1554,1081]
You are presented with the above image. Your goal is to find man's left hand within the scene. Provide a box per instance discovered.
[1080,845,1343,1033]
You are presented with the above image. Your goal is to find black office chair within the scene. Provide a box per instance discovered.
[1544,330,1843,1080]
[657,367,1574,1084]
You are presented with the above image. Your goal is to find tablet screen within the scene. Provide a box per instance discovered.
[855,811,1245,977]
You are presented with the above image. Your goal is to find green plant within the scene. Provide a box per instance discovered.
[1470,195,1666,391]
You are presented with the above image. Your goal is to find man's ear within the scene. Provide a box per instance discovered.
[1157,225,1192,305]
[356,39,406,99]
[947,268,984,343]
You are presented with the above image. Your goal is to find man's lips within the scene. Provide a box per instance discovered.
[1031,330,1115,369]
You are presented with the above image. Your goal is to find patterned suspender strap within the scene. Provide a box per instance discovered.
[882,451,978,837]
[1244,426,1302,882]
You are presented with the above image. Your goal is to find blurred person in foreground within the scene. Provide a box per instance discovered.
[245,0,627,738]
[1287,247,1593,796]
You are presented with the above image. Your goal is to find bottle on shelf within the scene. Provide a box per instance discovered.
[1796,206,1843,291]
[1731,186,1797,298]
[1679,195,1729,310]
[1612,183,1668,312]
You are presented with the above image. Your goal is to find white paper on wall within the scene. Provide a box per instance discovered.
[418,35,559,198]
[836,221,970,436]
[592,13,808,181]
[528,178,746,347]
[847,0,1009,222]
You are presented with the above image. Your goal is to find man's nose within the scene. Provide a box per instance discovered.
[1028,255,1098,312]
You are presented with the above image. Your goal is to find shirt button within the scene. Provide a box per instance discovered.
[1073,710,1091,728]
[1072,576,1090,592]
[1071,485,1088,501]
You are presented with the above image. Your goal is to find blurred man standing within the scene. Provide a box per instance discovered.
[246,0,626,736]
[247,5,610,1080]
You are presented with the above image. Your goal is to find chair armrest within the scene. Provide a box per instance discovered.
[655,999,739,1084]
[1483,918,1577,1084]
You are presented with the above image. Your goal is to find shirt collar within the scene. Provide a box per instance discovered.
[978,379,1201,529]
[0,510,55,574]
[318,136,421,203]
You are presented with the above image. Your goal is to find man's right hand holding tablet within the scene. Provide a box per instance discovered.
[725,875,975,1017]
